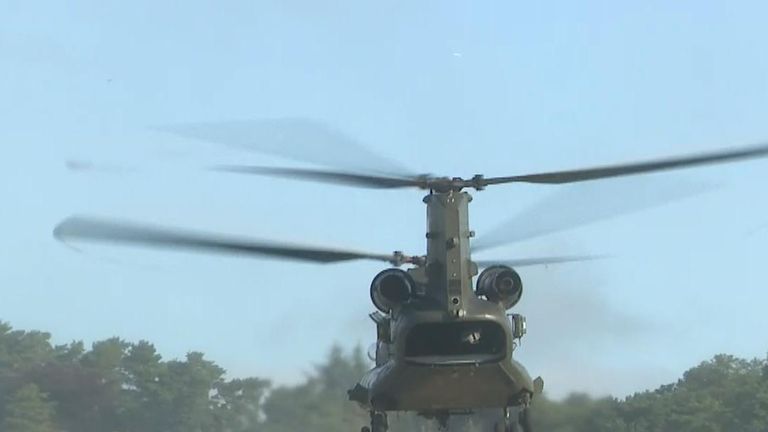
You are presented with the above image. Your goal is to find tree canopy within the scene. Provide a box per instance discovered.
[0,321,765,431]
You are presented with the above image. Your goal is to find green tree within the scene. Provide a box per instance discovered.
[120,340,169,432]
[164,351,226,432]
[2,383,57,432]
[0,323,54,371]
[261,345,369,432]
[213,377,270,432]
[3,320,768,432]
[260,344,446,432]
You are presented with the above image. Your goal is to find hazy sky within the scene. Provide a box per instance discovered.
[2,1,768,399]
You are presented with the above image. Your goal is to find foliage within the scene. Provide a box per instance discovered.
[0,320,766,431]
[0,321,268,432]
[530,354,768,432]
[2,383,57,432]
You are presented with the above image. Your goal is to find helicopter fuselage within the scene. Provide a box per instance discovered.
[348,191,538,414]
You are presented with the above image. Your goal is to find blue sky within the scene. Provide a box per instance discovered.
[2,1,768,398]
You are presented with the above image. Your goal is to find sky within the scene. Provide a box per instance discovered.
[2,0,768,399]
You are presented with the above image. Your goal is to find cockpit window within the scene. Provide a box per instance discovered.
[405,321,506,361]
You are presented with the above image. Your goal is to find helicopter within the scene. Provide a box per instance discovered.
[54,119,768,432]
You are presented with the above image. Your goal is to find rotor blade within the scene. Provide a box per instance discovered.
[474,254,606,268]
[154,118,415,177]
[482,142,768,185]
[54,216,397,264]
[65,160,137,174]
[472,175,714,251]
[213,165,425,189]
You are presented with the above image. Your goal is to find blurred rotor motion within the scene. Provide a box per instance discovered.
[155,118,768,191]
[65,159,136,174]
[53,216,600,269]
[56,118,768,430]
[471,174,717,251]
[57,118,768,266]
[65,160,95,172]
[54,216,413,266]
[153,118,417,177]
[210,139,768,192]
[473,254,607,268]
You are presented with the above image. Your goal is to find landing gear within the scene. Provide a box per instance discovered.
[361,411,388,432]
[494,406,516,432]
[494,405,533,432]
[435,411,450,431]
[518,406,532,432]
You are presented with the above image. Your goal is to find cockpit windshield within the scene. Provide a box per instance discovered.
[404,321,507,364]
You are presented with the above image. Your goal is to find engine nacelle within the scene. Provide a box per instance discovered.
[476,265,523,310]
[370,268,414,313]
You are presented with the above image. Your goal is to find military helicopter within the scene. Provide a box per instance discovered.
[54,119,768,432]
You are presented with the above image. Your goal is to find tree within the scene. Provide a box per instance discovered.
[212,377,270,432]
[2,383,57,432]
[163,351,226,432]
[1,320,767,432]
[261,345,369,432]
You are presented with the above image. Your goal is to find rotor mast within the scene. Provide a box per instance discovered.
[424,190,477,315]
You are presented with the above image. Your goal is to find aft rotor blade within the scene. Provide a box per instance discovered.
[54,216,398,264]
[214,165,425,189]
[474,254,606,268]
[481,142,768,185]
[472,175,714,251]
[154,118,415,177]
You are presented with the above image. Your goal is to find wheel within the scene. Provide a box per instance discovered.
[493,419,519,431]
[361,428,371,432]
[370,411,388,432]
[495,406,523,432]
[435,411,450,431]
[495,406,518,432]
[518,407,532,432]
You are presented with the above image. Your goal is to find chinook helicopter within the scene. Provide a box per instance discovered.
[54,119,768,432]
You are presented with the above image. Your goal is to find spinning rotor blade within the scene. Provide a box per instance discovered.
[154,118,415,177]
[474,254,605,268]
[472,176,714,251]
[54,216,401,265]
[481,142,768,185]
[213,165,424,189]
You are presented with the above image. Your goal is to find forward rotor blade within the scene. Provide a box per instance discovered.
[474,254,606,268]
[54,216,397,264]
[154,118,415,177]
[482,142,768,185]
[214,165,425,189]
[472,175,714,251]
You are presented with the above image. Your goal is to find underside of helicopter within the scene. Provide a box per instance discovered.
[349,353,533,411]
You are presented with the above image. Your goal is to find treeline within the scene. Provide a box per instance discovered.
[530,352,768,431]
[0,321,766,431]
